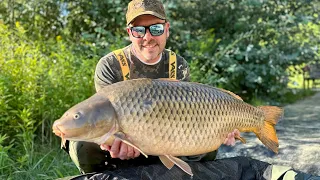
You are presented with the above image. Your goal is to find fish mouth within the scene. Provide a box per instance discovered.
[52,123,65,137]
[52,122,67,148]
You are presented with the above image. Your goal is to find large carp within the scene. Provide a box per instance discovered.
[52,78,283,176]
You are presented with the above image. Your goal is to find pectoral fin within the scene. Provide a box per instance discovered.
[159,155,174,169]
[113,132,148,158]
[235,135,246,144]
[165,155,193,176]
[94,124,118,145]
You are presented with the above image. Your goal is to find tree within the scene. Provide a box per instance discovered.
[0,0,63,39]
[166,0,320,102]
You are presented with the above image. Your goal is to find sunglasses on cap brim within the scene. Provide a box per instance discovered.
[129,23,166,38]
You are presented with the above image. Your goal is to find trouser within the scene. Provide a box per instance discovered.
[59,156,320,180]
[67,140,162,174]
[67,140,218,174]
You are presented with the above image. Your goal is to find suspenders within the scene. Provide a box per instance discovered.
[113,49,177,81]
[112,49,130,81]
[168,50,177,79]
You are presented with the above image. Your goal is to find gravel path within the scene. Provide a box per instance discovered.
[217,92,320,175]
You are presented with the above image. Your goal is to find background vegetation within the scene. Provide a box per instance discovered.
[0,0,319,179]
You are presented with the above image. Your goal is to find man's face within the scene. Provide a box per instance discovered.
[127,15,170,63]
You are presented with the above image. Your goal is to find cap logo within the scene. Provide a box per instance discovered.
[134,0,157,9]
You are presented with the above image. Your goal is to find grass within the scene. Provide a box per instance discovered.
[0,23,91,179]
[0,142,78,180]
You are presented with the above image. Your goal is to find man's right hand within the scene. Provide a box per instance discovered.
[100,138,140,160]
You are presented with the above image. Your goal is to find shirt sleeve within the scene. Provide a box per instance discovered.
[94,53,122,92]
[176,56,191,82]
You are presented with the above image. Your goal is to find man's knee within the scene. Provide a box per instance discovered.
[69,141,108,174]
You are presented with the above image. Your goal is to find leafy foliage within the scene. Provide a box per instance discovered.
[166,0,320,102]
[0,23,95,178]
[0,0,63,39]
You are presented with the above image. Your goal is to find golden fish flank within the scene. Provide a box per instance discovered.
[53,78,283,176]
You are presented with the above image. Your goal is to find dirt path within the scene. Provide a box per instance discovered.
[217,92,320,175]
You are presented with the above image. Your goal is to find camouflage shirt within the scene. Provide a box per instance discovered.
[94,44,190,92]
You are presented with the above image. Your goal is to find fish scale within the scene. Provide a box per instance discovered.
[105,79,248,155]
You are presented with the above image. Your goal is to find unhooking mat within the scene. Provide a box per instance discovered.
[62,156,319,180]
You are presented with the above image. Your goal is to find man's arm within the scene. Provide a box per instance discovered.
[94,54,123,92]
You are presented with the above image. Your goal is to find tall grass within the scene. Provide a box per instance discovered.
[0,23,99,179]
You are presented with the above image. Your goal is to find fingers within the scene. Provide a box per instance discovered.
[100,144,111,151]
[133,147,140,158]
[227,132,236,146]
[224,133,231,145]
[229,132,236,146]
[110,138,122,158]
[126,144,134,158]
[234,129,240,137]
[119,141,128,160]
[224,129,240,146]
[106,137,140,160]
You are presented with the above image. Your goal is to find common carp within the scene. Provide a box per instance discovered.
[52,78,283,176]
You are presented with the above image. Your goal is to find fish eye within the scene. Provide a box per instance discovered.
[74,113,81,119]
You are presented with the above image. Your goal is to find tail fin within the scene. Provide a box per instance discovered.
[256,106,283,153]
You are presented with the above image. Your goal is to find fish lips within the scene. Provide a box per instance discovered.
[52,122,64,137]
[52,116,115,142]
[52,118,92,139]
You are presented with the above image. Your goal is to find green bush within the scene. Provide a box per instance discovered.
[166,0,319,104]
[0,23,98,178]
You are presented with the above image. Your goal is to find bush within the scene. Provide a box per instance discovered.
[0,23,97,178]
[166,0,319,104]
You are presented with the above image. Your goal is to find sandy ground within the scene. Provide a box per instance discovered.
[217,92,320,176]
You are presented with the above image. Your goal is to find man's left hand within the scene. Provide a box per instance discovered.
[223,129,240,146]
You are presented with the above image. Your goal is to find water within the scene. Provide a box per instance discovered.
[217,92,320,176]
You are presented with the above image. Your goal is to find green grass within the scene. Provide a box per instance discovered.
[0,139,78,180]
[0,23,93,179]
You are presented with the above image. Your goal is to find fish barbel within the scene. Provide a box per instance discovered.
[52,78,283,176]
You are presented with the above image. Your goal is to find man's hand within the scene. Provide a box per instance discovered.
[100,138,140,160]
[223,129,240,146]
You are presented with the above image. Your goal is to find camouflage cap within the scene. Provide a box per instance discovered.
[126,0,166,25]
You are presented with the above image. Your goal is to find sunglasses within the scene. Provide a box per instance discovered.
[129,23,166,38]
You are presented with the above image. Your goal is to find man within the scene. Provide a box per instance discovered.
[67,0,239,174]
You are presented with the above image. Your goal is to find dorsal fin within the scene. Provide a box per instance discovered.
[218,88,243,101]
[157,78,180,82]
[156,79,242,101]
